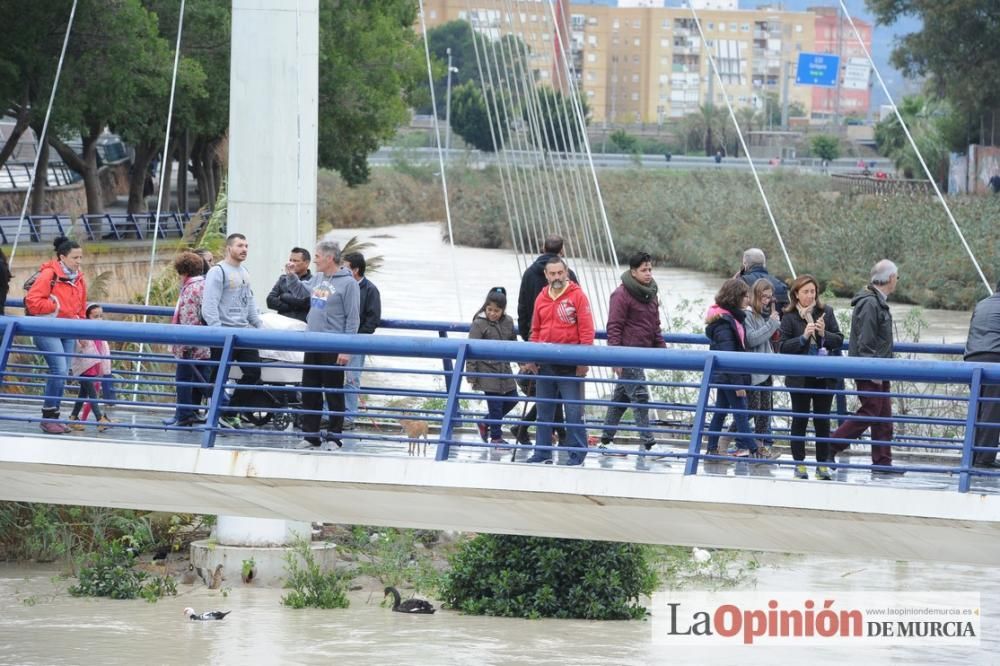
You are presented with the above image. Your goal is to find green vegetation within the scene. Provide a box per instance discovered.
[342,526,443,594]
[449,81,510,153]
[281,539,350,609]
[69,537,177,602]
[810,134,840,162]
[610,129,640,155]
[441,534,656,620]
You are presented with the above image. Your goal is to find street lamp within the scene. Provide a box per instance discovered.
[444,47,459,160]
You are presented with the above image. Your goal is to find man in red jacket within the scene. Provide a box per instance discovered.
[598,252,666,460]
[524,257,595,465]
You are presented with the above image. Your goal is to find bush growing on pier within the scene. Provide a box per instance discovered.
[441,535,656,620]
[281,539,350,609]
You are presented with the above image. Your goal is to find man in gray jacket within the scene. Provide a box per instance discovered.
[964,283,1000,469]
[831,259,899,470]
[279,240,360,449]
[201,233,263,428]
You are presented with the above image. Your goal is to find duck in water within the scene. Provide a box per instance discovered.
[384,586,435,614]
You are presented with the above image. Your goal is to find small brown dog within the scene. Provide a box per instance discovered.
[399,419,429,456]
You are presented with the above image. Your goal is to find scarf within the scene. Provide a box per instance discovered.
[796,303,819,345]
[59,260,79,284]
[621,270,658,303]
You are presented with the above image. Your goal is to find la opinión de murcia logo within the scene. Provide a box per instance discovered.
[653,592,981,646]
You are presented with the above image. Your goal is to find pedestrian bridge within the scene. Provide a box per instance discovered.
[0,306,998,565]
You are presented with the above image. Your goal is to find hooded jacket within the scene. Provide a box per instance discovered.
[529,281,594,347]
[285,267,360,336]
[467,313,517,394]
[705,305,751,387]
[24,259,87,319]
[965,292,1000,360]
[847,285,893,359]
[517,253,579,340]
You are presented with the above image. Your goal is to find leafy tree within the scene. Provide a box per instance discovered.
[442,534,656,620]
[874,94,958,181]
[695,103,724,155]
[528,86,589,154]
[449,81,509,152]
[609,129,639,154]
[317,0,427,186]
[810,134,840,161]
[867,0,1000,139]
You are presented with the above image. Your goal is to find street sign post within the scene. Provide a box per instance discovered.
[795,52,840,88]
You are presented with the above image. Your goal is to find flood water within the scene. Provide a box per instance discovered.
[1,223,992,664]
[1,555,997,664]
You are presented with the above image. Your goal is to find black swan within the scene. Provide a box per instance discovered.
[384,586,436,614]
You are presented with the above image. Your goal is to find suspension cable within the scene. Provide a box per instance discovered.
[688,4,797,280]
[9,0,79,263]
[837,0,992,295]
[418,0,464,316]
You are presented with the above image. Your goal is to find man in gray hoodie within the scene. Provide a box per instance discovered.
[201,233,263,428]
[280,240,360,449]
[831,259,899,470]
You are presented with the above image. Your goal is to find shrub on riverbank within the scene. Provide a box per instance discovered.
[326,165,998,310]
[441,535,656,620]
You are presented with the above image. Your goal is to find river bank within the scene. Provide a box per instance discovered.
[319,166,1000,310]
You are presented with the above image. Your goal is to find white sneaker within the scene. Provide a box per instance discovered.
[294,439,318,450]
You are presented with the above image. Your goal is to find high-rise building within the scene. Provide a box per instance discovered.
[419,0,818,125]
[810,7,873,120]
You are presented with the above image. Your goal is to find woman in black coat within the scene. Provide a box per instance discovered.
[779,275,844,480]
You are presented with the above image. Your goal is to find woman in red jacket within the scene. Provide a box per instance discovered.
[24,237,87,434]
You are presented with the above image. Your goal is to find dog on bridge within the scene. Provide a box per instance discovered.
[399,419,430,456]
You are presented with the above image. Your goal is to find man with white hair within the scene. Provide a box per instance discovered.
[831,259,899,471]
[739,247,789,312]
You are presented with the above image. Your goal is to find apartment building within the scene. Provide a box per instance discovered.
[420,1,820,125]
[810,6,873,120]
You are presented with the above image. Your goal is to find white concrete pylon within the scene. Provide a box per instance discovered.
[228,0,319,300]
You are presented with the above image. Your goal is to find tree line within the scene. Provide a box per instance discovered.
[0,0,429,215]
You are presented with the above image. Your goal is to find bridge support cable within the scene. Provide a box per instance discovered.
[9,0,79,263]
[687,5,797,281]
[837,0,993,296]
[462,0,527,275]
[547,0,626,320]
[418,0,464,318]
[131,0,187,404]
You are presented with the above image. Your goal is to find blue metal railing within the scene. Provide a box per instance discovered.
[0,313,996,494]
[0,212,209,245]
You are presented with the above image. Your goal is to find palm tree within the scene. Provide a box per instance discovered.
[696,103,725,155]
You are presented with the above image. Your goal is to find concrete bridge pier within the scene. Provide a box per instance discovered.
[193,0,328,587]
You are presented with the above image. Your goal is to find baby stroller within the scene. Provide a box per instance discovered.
[230,313,304,430]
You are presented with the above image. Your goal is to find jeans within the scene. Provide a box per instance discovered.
[300,351,345,446]
[33,336,75,412]
[80,374,117,420]
[532,364,587,463]
[706,388,756,452]
[174,360,213,421]
[832,379,893,465]
[70,376,104,420]
[484,389,518,440]
[343,353,366,421]
[601,367,654,445]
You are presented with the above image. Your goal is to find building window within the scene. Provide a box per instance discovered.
[587,90,595,97]
[587,71,595,81]
[588,35,597,46]
[729,23,737,31]
[633,55,640,64]
[632,74,639,83]
[631,92,639,101]
[719,23,726,32]
[795,24,803,33]
[613,19,620,30]
[708,22,715,30]
[587,53,597,63]
[540,70,549,79]
[429,10,437,20]
[588,17,597,26]
[660,56,669,65]
[659,74,669,83]
[634,38,640,46]
[633,20,641,29]
[741,24,750,32]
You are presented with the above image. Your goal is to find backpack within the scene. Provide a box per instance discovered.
[22,269,57,316]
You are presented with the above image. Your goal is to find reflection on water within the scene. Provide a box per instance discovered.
[1,555,997,665]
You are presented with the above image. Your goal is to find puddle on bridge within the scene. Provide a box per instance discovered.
[0,554,996,664]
